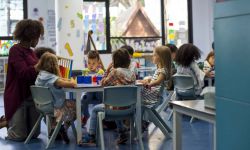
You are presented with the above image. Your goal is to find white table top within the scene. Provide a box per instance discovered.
[170,100,215,116]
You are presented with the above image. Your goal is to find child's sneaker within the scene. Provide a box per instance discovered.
[117,133,128,144]
[81,134,96,146]
[117,128,128,144]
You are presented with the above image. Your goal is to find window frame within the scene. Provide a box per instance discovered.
[0,0,28,40]
[99,0,193,54]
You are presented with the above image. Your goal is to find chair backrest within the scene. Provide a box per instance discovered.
[30,85,54,114]
[103,85,137,116]
[173,74,196,100]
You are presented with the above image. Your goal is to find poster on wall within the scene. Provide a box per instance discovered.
[82,2,106,51]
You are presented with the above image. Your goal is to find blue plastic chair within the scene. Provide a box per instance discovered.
[142,87,172,138]
[168,74,197,122]
[173,74,196,100]
[97,85,144,150]
[24,85,76,149]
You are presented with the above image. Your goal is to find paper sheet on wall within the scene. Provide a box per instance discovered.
[70,20,75,28]
[57,17,62,31]
[76,29,80,38]
[77,12,83,20]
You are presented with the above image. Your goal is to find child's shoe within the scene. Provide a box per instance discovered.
[81,134,96,146]
[59,126,70,144]
[117,128,128,144]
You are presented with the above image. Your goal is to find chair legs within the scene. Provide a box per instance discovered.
[135,117,144,150]
[71,122,77,140]
[24,114,43,144]
[168,110,173,121]
[46,119,63,149]
[97,112,105,150]
[146,108,172,138]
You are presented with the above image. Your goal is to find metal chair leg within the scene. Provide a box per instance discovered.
[24,114,43,144]
[98,112,105,150]
[46,119,62,149]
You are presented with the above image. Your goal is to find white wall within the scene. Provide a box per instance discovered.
[28,0,56,49]
[192,0,215,60]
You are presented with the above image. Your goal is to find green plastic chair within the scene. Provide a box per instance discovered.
[24,85,76,149]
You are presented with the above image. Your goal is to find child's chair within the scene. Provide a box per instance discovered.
[173,74,196,100]
[24,85,76,149]
[142,88,173,138]
[96,86,144,150]
[168,74,197,121]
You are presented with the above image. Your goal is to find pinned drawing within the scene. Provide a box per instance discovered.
[70,20,75,28]
[57,17,62,31]
[77,12,83,20]
[65,42,73,56]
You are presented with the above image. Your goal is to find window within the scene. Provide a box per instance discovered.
[82,1,107,53]
[0,0,27,56]
[82,0,191,53]
[110,0,162,52]
[165,0,190,47]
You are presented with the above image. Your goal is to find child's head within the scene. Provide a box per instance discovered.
[120,45,134,57]
[206,51,215,67]
[152,46,172,78]
[87,50,100,72]
[166,43,178,61]
[13,19,44,48]
[175,43,201,67]
[36,52,60,76]
[112,48,131,69]
[34,47,56,59]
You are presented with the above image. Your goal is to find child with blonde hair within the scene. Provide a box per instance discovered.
[139,46,172,106]
[138,46,172,131]
[35,52,77,143]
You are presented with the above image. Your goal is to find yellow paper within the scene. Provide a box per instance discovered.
[64,42,73,56]
[169,34,175,40]
[133,53,142,58]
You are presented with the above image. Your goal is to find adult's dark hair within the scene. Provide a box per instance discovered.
[212,42,214,50]
[112,48,131,68]
[87,50,100,60]
[34,47,56,59]
[175,43,201,67]
[166,43,178,53]
[120,45,134,56]
[13,19,44,42]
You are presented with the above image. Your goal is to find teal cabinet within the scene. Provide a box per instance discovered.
[215,1,250,150]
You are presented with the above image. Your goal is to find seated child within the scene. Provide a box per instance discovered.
[81,50,104,127]
[203,51,215,86]
[34,47,56,59]
[83,48,136,145]
[35,52,77,143]
[203,51,215,77]
[106,45,137,77]
[166,43,178,90]
[175,43,205,95]
[138,46,172,130]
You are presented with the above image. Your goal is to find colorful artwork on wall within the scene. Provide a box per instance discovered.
[0,40,16,56]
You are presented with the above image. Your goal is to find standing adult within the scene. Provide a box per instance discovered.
[3,19,44,141]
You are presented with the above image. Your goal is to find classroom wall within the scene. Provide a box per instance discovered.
[192,0,215,60]
[28,0,56,49]
[28,0,216,69]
